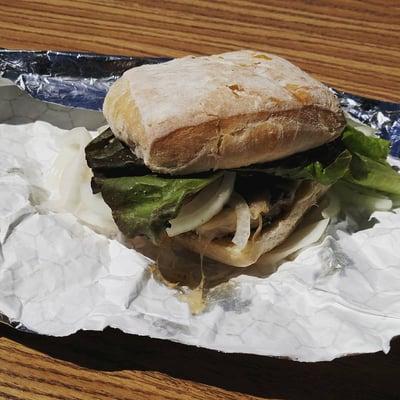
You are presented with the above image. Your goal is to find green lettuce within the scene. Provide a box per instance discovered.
[341,126,400,195]
[345,152,400,195]
[342,125,390,161]
[246,149,352,185]
[251,126,400,195]
[97,174,221,241]
[85,124,400,241]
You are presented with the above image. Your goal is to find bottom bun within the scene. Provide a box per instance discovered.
[173,181,329,267]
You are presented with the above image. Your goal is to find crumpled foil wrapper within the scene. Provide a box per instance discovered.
[0,49,170,110]
[1,50,400,362]
[1,49,399,156]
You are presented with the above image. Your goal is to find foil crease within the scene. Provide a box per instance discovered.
[1,49,399,156]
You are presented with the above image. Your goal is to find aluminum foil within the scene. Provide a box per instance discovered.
[1,49,399,156]
[1,50,400,350]
[0,49,170,110]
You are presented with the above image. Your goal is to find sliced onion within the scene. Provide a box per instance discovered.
[43,127,117,235]
[166,172,236,237]
[255,218,330,267]
[229,193,251,249]
[46,127,92,210]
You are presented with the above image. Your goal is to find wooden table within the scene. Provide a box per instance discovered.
[0,1,399,399]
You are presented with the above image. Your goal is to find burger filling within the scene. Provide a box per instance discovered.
[85,125,400,248]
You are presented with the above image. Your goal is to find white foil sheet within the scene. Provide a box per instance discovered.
[1,83,400,362]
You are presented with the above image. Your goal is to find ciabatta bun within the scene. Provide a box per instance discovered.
[103,50,345,175]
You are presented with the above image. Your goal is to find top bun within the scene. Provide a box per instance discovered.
[103,50,345,175]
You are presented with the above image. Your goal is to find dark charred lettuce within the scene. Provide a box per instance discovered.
[85,128,151,183]
[84,125,400,241]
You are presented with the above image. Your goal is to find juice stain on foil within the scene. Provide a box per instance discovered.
[131,235,239,315]
[129,201,331,315]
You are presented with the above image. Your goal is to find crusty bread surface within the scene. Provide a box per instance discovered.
[103,50,345,174]
[173,181,329,267]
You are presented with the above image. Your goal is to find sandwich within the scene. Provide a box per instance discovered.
[85,50,400,267]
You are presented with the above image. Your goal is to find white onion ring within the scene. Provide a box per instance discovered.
[166,172,236,237]
[230,192,251,249]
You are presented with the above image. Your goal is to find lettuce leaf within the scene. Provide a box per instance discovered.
[342,125,390,161]
[249,149,352,185]
[85,128,150,181]
[340,126,400,195]
[345,154,400,195]
[85,124,400,241]
[250,126,400,195]
[97,174,221,241]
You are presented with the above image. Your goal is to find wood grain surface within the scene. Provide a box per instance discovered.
[0,1,400,399]
[0,0,399,101]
